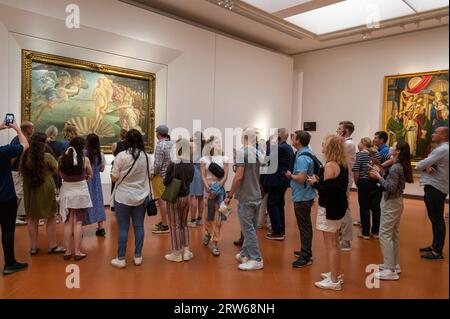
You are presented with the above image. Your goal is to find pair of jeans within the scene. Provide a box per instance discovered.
[357,179,380,237]
[266,186,288,234]
[237,200,262,261]
[293,200,314,259]
[0,197,18,266]
[379,196,403,271]
[424,185,447,255]
[114,198,148,259]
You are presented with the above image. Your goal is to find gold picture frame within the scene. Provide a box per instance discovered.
[22,50,156,153]
[382,69,449,167]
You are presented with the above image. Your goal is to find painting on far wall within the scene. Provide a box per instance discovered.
[382,69,449,165]
[21,50,156,153]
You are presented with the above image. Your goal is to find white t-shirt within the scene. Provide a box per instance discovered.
[201,155,229,181]
[345,137,357,184]
[111,150,154,206]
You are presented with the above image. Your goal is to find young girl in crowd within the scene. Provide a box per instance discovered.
[84,133,107,236]
[369,141,413,281]
[59,137,93,261]
[188,132,205,227]
[200,136,229,256]
[164,138,194,262]
[20,132,64,255]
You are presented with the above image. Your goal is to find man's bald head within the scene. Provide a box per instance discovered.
[432,126,449,144]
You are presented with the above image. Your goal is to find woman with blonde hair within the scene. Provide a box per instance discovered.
[353,137,391,239]
[308,134,348,291]
[62,123,78,149]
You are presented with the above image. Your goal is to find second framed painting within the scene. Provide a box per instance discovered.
[382,69,449,165]
[22,50,156,153]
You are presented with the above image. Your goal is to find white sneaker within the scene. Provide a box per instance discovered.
[320,272,344,284]
[111,258,127,268]
[187,221,197,228]
[314,277,342,291]
[183,248,194,261]
[378,264,401,274]
[375,269,399,281]
[238,259,264,271]
[38,219,45,226]
[340,241,352,252]
[235,253,249,264]
[15,218,27,225]
[165,252,183,263]
[133,256,143,266]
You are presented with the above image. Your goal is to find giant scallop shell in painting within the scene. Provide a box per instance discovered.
[67,116,115,138]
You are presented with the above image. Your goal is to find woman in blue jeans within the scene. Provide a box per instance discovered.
[352,137,390,239]
[110,129,152,268]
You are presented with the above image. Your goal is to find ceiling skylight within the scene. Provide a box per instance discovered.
[285,0,418,35]
[404,0,449,12]
[242,0,313,13]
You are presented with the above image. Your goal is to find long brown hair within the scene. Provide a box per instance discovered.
[396,141,414,183]
[20,132,48,187]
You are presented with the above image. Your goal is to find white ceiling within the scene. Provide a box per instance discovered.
[123,0,449,55]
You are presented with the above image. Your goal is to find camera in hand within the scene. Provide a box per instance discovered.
[5,114,14,126]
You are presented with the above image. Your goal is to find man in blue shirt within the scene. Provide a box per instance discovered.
[286,131,317,268]
[0,118,29,275]
[373,131,389,155]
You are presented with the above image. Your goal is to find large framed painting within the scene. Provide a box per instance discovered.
[382,69,449,165]
[22,50,155,153]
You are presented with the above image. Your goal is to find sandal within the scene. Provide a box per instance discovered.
[30,248,40,256]
[48,246,66,254]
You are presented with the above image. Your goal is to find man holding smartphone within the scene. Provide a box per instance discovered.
[336,121,356,252]
[0,117,29,275]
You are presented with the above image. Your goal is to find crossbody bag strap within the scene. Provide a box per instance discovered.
[115,151,140,190]
[144,152,153,199]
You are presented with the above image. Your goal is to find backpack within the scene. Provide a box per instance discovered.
[298,152,323,188]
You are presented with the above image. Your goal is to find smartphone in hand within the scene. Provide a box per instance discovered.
[5,114,14,126]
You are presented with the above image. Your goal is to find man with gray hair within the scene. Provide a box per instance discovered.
[10,121,34,225]
[225,128,264,270]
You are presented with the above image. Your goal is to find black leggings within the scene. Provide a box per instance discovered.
[0,197,18,266]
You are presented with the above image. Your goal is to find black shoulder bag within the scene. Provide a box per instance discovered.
[144,152,158,216]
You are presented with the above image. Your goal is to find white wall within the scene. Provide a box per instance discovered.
[0,0,293,202]
[294,27,449,196]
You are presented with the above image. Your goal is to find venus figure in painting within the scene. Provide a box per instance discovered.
[91,78,109,133]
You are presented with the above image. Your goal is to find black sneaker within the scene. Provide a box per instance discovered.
[294,251,301,258]
[265,233,285,241]
[233,233,244,246]
[96,228,106,237]
[292,257,313,268]
[3,262,28,275]
[421,251,444,260]
[419,246,433,252]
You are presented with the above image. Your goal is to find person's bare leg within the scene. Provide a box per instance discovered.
[323,231,340,283]
[190,196,198,221]
[27,218,39,250]
[74,216,84,255]
[98,221,104,230]
[197,196,204,221]
[46,216,57,249]
[63,211,73,255]
[159,199,169,226]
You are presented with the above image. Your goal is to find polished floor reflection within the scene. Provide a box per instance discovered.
[0,192,448,299]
